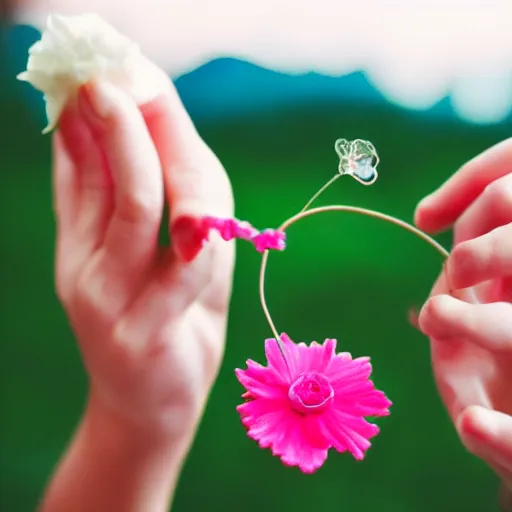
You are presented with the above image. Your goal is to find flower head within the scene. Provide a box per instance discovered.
[17,13,169,133]
[235,333,391,473]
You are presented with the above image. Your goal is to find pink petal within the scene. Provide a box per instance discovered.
[264,339,291,385]
[244,407,290,449]
[332,379,375,395]
[279,333,300,378]
[296,338,336,374]
[321,410,376,460]
[235,366,284,400]
[202,216,286,253]
[253,230,287,252]
[270,414,330,473]
[327,355,373,387]
[334,388,392,417]
[237,397,288,427]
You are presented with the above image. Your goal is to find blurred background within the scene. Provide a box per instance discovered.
[1,1,511,511]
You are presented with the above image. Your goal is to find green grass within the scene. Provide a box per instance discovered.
[0,94,507,511]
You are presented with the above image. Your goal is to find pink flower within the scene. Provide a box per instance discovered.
[202,216,286,252]
[252,229,286,253]
[235,333,392,473]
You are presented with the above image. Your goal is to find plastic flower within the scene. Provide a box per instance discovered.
[236,333,392,473]
[17,13,169,133]
[202,216,286,252]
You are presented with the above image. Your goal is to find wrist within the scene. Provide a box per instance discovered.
[84,391,193,463]
[40,393,194,512]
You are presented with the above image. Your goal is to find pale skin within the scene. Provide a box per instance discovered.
[40,78,234,512]
[416,138,512,506]
[40,74,512,510]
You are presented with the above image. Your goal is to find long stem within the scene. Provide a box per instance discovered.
[299,174,341,213]
[259,205,450,342]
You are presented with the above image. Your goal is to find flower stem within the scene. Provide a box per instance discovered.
[299,174,341,213]
[260,173,478,364]
[259,204,450,348]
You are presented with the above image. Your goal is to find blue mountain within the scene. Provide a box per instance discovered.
[174,57,389,120]
[0,23,486,125]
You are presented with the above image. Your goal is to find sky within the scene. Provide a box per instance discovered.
[10,0,512,123]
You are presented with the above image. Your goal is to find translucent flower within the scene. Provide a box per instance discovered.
[235,333,392,473]
[17,13,169,133]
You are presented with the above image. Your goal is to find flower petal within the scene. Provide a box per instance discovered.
[280,333,300,377]
[235,366,285,400]
[294,337,336,374]
[271,414,330,473]
[245,407,290,449]
[321,410,376,460]
[327,355,373,386]
[264,338,290,384]
[334,387,392,417]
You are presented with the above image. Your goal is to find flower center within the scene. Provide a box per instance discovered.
[288,372,334,415]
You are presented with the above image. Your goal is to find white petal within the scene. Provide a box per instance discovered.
[18,13,170,133]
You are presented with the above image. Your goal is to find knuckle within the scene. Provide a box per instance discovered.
[74,269,97,311]
[449,241,477,285]
[484,178,512,209]
[117,192,161,225]
[110,320,130,348]
[488,227,512,270]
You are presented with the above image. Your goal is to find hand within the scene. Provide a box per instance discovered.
[414,139,512,506]
[42,78,234,512]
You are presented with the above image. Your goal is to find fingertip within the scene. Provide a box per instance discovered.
[77,80,138,130]
[457,406,512,461]
[414,195,448,234]
[457,405,490,442]
[414,195,431,226]
[418,294,459,336]
[58,95,96,166]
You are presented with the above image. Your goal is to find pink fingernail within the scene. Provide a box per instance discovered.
[171,216,209,263]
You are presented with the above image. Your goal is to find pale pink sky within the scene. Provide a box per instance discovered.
[12,0,512,123]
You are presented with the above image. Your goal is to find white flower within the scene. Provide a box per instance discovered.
[17,13,170,133]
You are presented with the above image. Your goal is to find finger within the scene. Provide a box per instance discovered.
[452,174,512,245]
[457,406,512,473]
[415,139,512,233]
[117,85,235,340]
[53,132,80,301]
[113,245,218,354]
[56,98,114,278]
[52,133,78,235]
[141,86,234,316]
[446,224,512,289]
[419,294,512,352]
[78,80,164,273]
[141,88,234,263]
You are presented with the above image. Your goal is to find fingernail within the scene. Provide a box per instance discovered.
[78,81,118,121]
[171,216,209,263]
